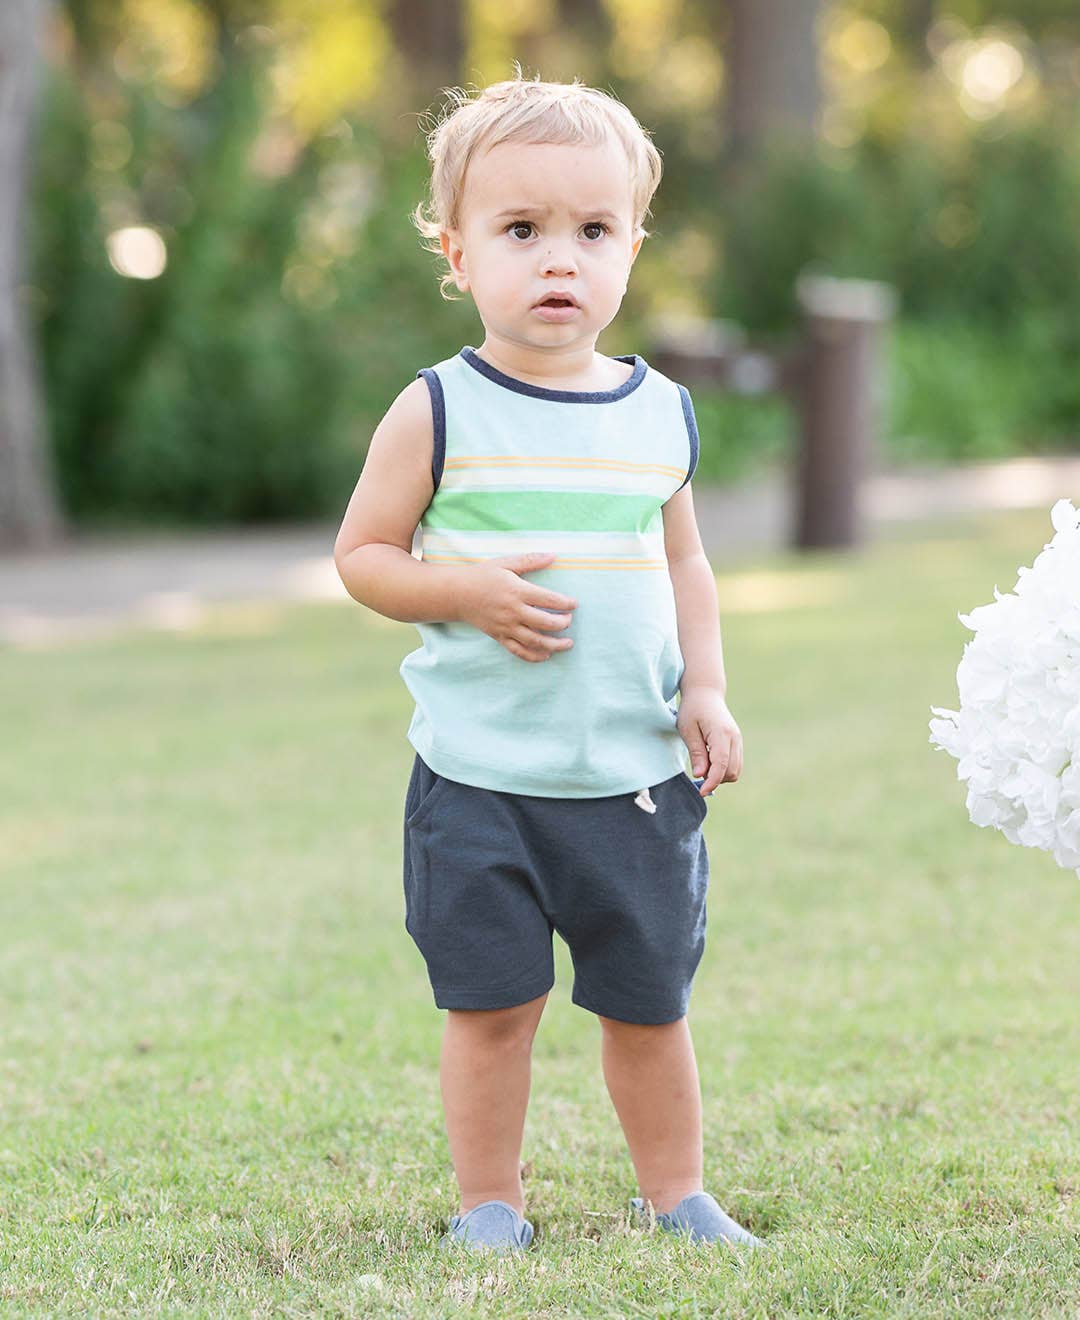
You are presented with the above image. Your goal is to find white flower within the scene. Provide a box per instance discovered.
[929,498,1080,876]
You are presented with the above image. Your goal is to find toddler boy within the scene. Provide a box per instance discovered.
[334,70,765,1254]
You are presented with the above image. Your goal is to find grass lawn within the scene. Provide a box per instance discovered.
[2,507,1078,1317]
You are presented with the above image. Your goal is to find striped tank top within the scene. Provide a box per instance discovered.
[398,344,700,798]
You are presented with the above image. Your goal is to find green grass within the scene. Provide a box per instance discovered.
[2,508,1079,1317]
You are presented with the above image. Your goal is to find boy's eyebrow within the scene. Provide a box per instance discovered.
[492,205,620,223]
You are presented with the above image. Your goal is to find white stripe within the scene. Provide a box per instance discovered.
[438,466,678,498]
[421,529,665,557]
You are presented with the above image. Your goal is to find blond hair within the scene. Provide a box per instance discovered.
[412,64,664,300]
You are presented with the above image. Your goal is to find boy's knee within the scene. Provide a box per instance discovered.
[448,992,549,1045]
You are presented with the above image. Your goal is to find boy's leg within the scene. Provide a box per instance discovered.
[598,1013,704,1215]
[441,992,549,1218]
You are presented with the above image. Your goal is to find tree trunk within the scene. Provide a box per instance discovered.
[387,0,466,123]
[724,0,821,164]
[901,0,937,69]
[0,0,65,550]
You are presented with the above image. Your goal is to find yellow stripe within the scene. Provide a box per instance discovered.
[445,455,686,480]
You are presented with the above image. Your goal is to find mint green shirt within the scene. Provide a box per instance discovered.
[398,345,700,797]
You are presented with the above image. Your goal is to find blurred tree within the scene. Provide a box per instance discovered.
[44,0,251,514]
[0,0,65,549]
[846,0,1080,40]
[18,0,1080,530]
[900,0,936,66]
[557,0,609,47]
[942,0,1079,30]
[724,0,822,164]
[387,0,465,110]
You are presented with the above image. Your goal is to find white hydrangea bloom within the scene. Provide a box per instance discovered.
[929,498,1080,875]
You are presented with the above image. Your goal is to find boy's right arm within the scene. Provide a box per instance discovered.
[333,379,579,658]
[334,378,468,625]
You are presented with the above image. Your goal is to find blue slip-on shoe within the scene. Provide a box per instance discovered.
[439,1199,535,1253]
[630,1192,768,1248]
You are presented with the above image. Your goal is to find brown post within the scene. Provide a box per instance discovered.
[788,272,897,549]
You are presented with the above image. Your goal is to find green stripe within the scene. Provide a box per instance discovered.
[424,490,663,534]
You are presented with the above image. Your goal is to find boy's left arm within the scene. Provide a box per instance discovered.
[662,482,743,793]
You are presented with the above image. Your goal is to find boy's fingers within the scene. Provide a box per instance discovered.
[512,626,570,655]
[701,735,732,790]
[523,603,573,632]
[520,580,577,611]
[701,760,725,793]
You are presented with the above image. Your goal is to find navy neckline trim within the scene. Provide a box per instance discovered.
[459,345,647,402]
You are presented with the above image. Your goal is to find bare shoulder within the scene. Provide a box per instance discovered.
[333,376,437,561]
[386,374,437,436]
[373,376,435,461]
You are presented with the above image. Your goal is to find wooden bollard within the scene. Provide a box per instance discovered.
[648,272,896,552]
[789,272,897,549]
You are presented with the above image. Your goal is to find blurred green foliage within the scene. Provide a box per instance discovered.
[28,11,1080,525]
[718,118,1080,334]
[38,64,320,522]
[692,113,1080,477]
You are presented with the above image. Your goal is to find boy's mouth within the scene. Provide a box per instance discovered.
[535,293,580,308]
[533,297,582,323]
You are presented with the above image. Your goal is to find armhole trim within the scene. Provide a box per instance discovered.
[416,368,446,494]
[675,383,699,491]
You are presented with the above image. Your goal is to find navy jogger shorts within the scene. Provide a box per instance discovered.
[401,752,711,1025]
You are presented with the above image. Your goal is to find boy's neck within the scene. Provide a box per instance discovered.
[474,337,629,390]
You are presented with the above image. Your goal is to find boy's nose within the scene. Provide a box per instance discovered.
[540,250,577,277]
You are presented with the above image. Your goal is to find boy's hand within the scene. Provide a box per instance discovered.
[677,687,743,794]
[456,551,578,663]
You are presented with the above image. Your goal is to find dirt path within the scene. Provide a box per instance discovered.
[2,454,1078,647]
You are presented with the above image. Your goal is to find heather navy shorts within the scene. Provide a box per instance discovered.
[401,752,711,1025]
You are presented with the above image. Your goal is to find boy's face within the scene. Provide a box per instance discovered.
[441,138,645,355]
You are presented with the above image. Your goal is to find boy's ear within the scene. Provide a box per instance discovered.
[440,230,470,291]
[629,228,645,265]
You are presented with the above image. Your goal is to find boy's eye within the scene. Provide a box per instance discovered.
[504,221,611,242]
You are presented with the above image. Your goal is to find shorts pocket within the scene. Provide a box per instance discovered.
[676,770,709,823]
[403,759,453,934]
[405,762,452,832]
